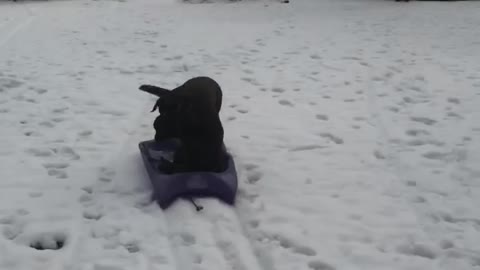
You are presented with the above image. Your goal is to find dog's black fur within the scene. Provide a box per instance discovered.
[139,76,226,174]
[140,77,222,142]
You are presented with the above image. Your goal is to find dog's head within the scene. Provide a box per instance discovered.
[139,84,180,140]
[139,83,220,140]
[150,95,179,114]
[153,95,210,138]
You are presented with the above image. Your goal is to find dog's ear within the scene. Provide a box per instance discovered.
[139,84,170,97]
[150,98,161,112]
[150,94,181,113]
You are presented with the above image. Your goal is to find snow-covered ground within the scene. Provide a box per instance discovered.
[1,0,480,269]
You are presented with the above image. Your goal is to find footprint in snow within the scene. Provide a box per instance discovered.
[43,162,69,170]
[446,112,463,119]
[82,186,93,194]
[48,169,68,179]
[31,88,48,95]
[249,219,260,228]
[387,106,400,113]
[28,191,43,198]
[293,245,317,256]
[406,139,444,147]
[11,230,68,251]
[123,242,140,253]
[0,78,24,90]
[244,163,259,171]
[259,87,267,92]
[279,99,294,107]
[236,109,248,114]
[308,260,336,270]
[239,189,259,203]
[405,129,430,137]
[29,233,67,251]
[0,215,17,225]
[78,130,93,138]
[318,133,344,144]
[243,69,254,75]
[38,121,55,128]
[396,242,437,259]
[179,232,196,246]
[373,150,386,160]
[422,151,450,161]
[268,233,317,257]
[447,97,460,104]
[99,109,127,117]
[247,171,262,184]
[289,145,325,152]
[410,116,437,126]
[83,208,103,221]
[26,147,54,157]
[98,167,115,183]
[255,38,265,47]
[271,87,286,93]
[59,146,81,160]
[52,106,69,114]
[316,114,329,121]
[78,193,93,204]
[241,77,260,86]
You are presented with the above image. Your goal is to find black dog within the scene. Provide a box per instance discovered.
[139,76,226,174]
[140,77,222,142]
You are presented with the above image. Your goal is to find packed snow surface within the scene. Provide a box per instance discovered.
[0,0,479,269]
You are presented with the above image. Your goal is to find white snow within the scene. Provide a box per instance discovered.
[1,0,480,269]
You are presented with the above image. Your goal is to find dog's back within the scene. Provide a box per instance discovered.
[174,77,226,172]
[174,76,222,113]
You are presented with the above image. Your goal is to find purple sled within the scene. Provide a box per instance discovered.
[138,139,238,209]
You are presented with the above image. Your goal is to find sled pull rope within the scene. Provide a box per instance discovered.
[189,197,203,212]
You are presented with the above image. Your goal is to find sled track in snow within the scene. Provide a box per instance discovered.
[162,198,268,270]
[0,5,39,49]
[156,138,267,269]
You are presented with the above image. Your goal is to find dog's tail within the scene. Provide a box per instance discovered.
[139,84,170,97]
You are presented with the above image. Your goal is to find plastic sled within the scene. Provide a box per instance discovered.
[138,139,238,210]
